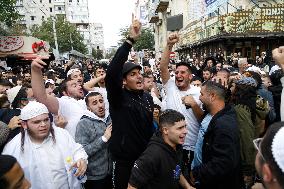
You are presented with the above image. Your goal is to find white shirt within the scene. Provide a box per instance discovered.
[3,126,88,189]
[164,79,202,151]
[57,96,87,138]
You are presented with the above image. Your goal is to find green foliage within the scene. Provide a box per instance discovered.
[105,48,117,59]
[118,26,154,51]
[0,0,20,27]
[31,15,87,54]
[92,48,103,60]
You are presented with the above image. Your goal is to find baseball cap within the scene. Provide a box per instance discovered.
[122,62,141,77]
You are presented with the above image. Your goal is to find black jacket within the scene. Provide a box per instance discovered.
[105,42,154,161]
[129,132,183,189]
[192,105,242,189]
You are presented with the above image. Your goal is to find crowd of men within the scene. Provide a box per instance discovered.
[0,18,284,189]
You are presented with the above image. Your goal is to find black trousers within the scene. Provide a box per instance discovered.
[84,175,112,189]
[112,160,135,189]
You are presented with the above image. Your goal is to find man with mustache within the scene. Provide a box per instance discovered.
[2,101,88,189]
[75,92,112,189]
[160,32,203,171]
[105,18,154,189]
[31,59,86,138]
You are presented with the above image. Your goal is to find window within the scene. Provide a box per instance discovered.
[69,0,72,2]
[50,7,52,12]
[31,16,35,21]
[49,0,51,3]
[40,0,42,3]
[58,6,62,10]
[42,16,44,19]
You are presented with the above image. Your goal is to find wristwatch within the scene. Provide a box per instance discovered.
[126,36,136,44]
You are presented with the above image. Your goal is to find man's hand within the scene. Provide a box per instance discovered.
[103,124,112,141]
[8,116,21,130]
[72,159,87,177]
[167,32,179,48]
[129,15,142,41]
[272,46,284,70]
[54,114,68,128]
[181,95,197,108]
[31,57,49,71]
[98,73,106,82]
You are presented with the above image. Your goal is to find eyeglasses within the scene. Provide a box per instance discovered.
[253,138,266,162]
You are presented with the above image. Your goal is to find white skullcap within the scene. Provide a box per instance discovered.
[272,127,284,173]
[269,65,281,75]
[6,86,22,104]
[246,65,262,75]
[67,68,80,77]
[20,101,49,121]
[45,79,55,85]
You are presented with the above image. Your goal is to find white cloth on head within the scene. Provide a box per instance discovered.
[6,86,21,104]
[3,126,88,189]
[57,96,86,138]
[20,101,49,120]
[163,79,202,151]
[272,126,284,173]
[67,69,80,77]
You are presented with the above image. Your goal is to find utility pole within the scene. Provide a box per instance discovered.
[52,16,59,58]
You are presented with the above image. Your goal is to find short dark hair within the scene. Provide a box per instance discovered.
[260,122,284,187]
[218,68,230,76]
[159,109,185,128]
[0,79,13,88]
[176,62,192,73]
[85,91,102,105]
[142,72,153,79]
[202,80,226,100]
[58,78,72,97]
[203,67,213,73]
[191,76,202,83]
[0,155,17,189]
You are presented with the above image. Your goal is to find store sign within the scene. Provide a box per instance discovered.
[220,4,284,33]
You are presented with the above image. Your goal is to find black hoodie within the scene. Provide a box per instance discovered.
[129,132,183,189]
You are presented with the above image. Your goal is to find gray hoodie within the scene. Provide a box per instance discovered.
[75,110,112,180]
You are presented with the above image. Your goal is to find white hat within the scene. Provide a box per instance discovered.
[272,127,284,173]
[6,86,22,104]
[20,101,49,121]
[45,79,55,85]
[67,68,80,77]
[269,65,281,75]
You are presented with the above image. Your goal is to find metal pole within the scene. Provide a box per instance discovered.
[52,16,59,56]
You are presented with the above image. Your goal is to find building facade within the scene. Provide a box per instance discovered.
[148,0,284,61]
[89,23,104,51]
[14,0,95,55]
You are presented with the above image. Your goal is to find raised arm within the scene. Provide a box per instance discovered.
[160,32,179,84]
[31,58,59,114]
[272,46,284,121]
[105,19,141,105]
[83,74,105,91]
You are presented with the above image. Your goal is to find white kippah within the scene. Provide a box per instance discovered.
[20,101,49,121]
[67,68,80,77]
[272,127,284,173]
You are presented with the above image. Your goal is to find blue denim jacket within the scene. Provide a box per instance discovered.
[191,114,212,170]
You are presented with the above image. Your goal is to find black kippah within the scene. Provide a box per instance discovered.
[0,155,17,177]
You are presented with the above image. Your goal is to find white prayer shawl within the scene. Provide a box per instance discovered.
[2,126,88,189]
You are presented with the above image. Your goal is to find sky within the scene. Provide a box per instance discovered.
[88,0,136,48]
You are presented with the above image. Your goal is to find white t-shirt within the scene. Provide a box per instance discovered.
[164,79,202,151]
[57,96,86,138]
